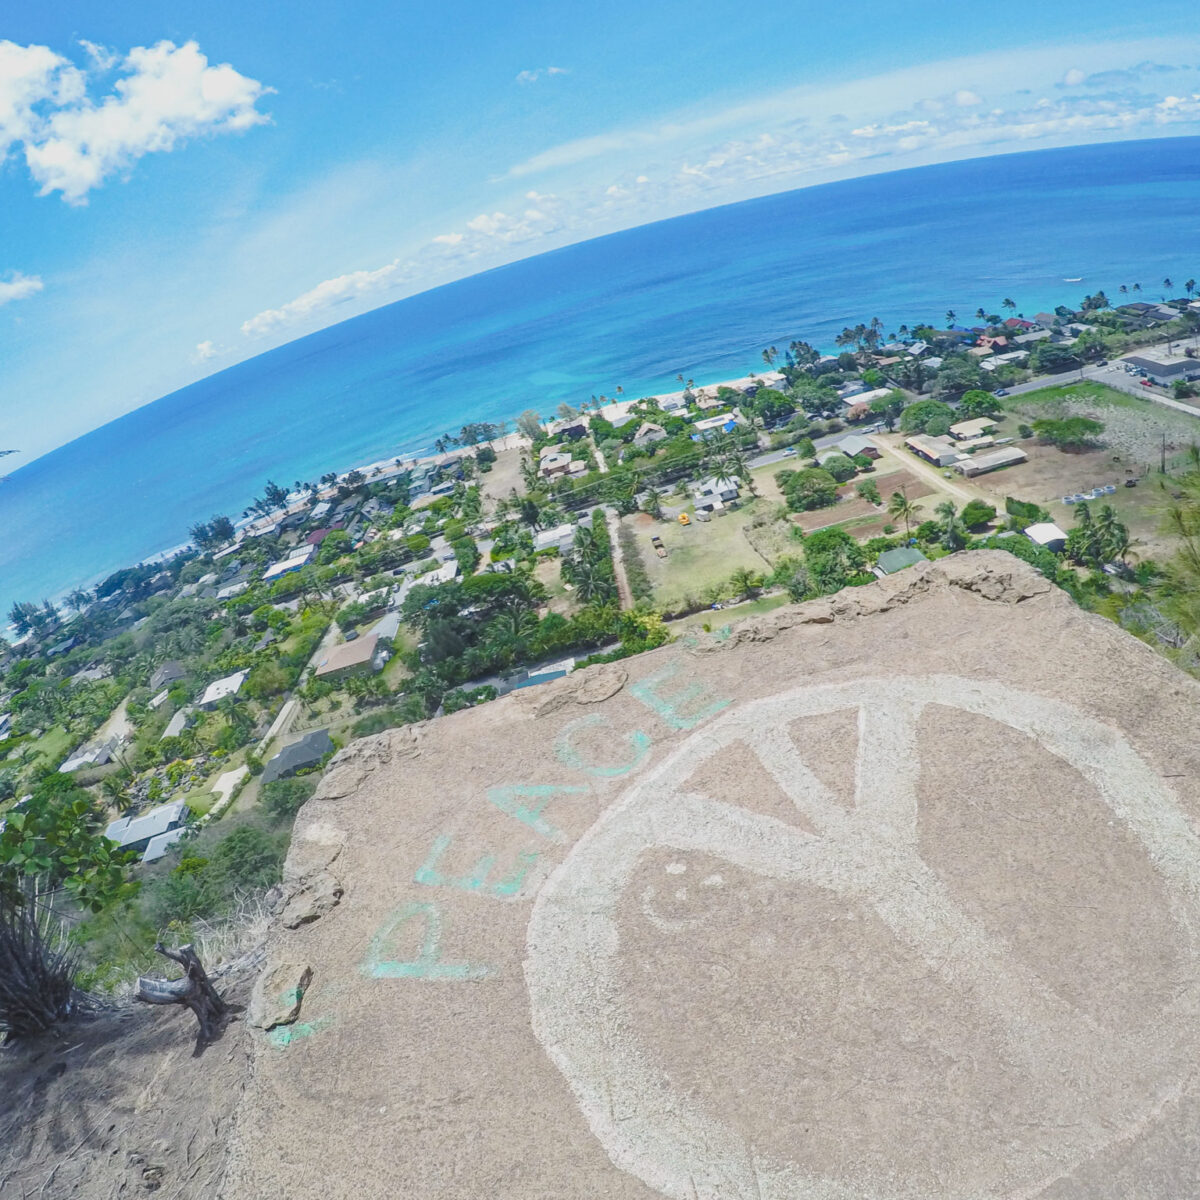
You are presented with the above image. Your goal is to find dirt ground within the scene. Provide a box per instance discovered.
[792,468,935,533]
[477,446,526,511]
[0,960,257,1199]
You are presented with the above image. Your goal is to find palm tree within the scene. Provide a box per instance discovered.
[1002,298,1017,316]
[1164,277,1174,298]
[1187,279,1197,300]
[935,499,967,551]
[887,490,922,537]
[1133,282,1142,293]
[728,567,760,601]
[1119,284,1128,296]
[945,309,957,328]
[975,307,987,323]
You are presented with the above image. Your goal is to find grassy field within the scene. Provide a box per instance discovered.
[981,382,1200,552]
[1003,382,1200,463]
[626,501,783,608]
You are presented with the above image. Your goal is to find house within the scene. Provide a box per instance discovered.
[1014,329,1052,345]
[967,346,994,359]
[1034,312,1059,329]
[0,712,10,739]
[980,350,1030,372]
[539,451,574,479]
[142,828,189,864]
[692,414,740,435]
[217,581,250,601]
[370,610,403,648]
[904,435,961,467]
[261,729,336,786]
[422,560,460,588]
[150,660,187,692]
[263,545,316,582]
[314,633,383,682]
[837,434,880,460]
[1024,522,1068,553]
[148,689,171,711]
[874,547,928,578]
[691,476,741,512]
[660,394,687,413]
[309,500,332,521]
[978,335,1010,350]
[954,446,1028,477]
[840,387,892,412]
[1003,318,1038,332]
[160,708,191,740]
[105,799,189,859]
[557,421,589,442]
[949,417,998,441]
[1123,352,1199,386]
[60,737,120,773]
[534,523,577,554]
[632,421,667,447]
[198,669,249,709]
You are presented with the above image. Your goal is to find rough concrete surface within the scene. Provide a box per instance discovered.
[209,552,1200,1199]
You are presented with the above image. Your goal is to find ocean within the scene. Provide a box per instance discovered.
[2,136,1199,613]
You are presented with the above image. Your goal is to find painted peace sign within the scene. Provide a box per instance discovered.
[524,675,1200,1200]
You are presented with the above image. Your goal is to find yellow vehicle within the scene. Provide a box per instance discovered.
[677,512,691,526]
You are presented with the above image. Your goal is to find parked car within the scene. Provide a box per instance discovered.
[994,388,1010,397]
[1141,379,1153,387]
[781,447,797,457]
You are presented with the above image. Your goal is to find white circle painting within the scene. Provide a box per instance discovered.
[525,675,1200,1199]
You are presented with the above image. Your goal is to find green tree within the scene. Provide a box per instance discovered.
[516,410,544,441]
[776,467,839,512]
[803,528,867,594]
[856,480,881,505]
[935,499,968,551]
[317,529,354,564]
[960,499,997,529]
[1032,416,1105,451]
[887,489,923,537]
[899,399,954,434]
[958,389,1002,419]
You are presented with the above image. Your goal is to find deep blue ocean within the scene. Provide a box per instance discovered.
[3,136,1199,613]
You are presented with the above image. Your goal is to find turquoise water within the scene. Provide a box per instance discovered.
[2,136,1199,612]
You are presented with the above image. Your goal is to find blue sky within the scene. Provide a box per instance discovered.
[3,1,1200,462]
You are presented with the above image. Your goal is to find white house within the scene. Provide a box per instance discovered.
[534,523,578,554]
[263,545,316,582]
[691,476,741,512]
[1024,522,1068,553]
[198,669,249,709]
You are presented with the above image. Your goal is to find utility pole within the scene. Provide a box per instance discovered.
[1161,432,1168,475]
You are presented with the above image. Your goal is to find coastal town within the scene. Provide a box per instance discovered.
[3,283,1200,985]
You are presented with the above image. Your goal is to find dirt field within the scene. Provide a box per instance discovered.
[477,445,526,511]
[792,468,936,533]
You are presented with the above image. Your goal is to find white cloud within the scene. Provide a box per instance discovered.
[954,89,982,106]
[77,40,117,72]
[0,271,43,306]
[0,38,270,204]
[432,232,463,245]
[1062,68,1086,86]
[516,66,569,85]
[191,339,217,362]
[241,259,403,336]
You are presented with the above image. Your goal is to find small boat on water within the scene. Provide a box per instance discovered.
[1063,277,1083,283]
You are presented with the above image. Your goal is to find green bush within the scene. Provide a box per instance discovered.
[261,776,317,819]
